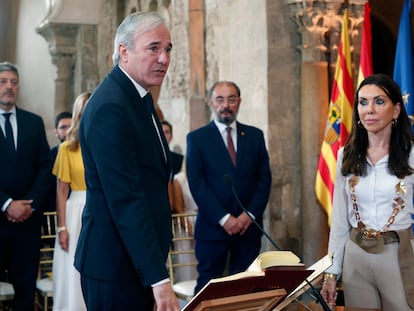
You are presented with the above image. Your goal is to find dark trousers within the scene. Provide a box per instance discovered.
[80,274,154,310]
[194,232,261,294]
[0,214,41,311]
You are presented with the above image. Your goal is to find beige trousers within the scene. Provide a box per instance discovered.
[342,237,414,311]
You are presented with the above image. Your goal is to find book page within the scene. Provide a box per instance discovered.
[209,270,264,283]
[247,251,303,272]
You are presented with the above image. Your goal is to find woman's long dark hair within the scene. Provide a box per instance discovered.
[341,74,414,178]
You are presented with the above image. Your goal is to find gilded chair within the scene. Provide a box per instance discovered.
[167,212,198,302]
[36,211,57,311]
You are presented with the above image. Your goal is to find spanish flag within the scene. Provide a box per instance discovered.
[357,2,373,86]
[315,8,354,223]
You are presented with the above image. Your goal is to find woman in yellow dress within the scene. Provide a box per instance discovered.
[52,92,90,311]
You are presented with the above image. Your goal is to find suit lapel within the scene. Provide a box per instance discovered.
[110,66,171,173]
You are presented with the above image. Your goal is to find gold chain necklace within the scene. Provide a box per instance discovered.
[348,175,406,234]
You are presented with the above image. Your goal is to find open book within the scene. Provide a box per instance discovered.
[182,251,332,311]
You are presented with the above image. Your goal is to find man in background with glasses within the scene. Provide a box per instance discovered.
[186,81,272,294]
[46,111,72,211]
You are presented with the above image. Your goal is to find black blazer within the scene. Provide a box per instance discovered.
[0,108,51,213]
[75,66,172,286]
[186,121,272,241]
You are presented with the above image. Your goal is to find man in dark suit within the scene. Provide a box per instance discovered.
[74,12,180,310]
[0,61,52,310]
[50,111,72,160]
[46,111,72,211]
[186,81,272,293]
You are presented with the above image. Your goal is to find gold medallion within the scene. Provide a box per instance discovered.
[396,180,407,196]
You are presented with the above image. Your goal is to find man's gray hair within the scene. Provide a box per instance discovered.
[0,61,19,78]
[112,11,166,65]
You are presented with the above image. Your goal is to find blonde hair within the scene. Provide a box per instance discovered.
[66,92,91,151]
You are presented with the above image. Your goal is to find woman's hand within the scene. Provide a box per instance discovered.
[58,229,69,252]
[320,278,337,310]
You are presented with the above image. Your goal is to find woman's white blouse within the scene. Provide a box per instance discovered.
[326,147,414,276]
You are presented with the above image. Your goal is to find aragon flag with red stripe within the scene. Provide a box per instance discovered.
[315,8,354,224]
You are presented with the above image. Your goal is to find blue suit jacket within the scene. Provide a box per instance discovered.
[75,66,172,286]
[186,121,272,241]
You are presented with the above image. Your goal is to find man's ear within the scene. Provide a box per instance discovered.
[118,44,128,62]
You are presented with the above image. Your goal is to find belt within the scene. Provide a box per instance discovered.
[350,228,399,244]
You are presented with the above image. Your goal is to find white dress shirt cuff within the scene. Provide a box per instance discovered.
[151,278,170,287]
[1,198,12,212]
[219,213,231,226]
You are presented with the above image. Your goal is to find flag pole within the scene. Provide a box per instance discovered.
[344,0,349,8]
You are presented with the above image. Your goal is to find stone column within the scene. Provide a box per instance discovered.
[73,25,99,97]
[36,23,78,113]
[287,0,366,264]
[188,0,207,131]
[287,0,331,264]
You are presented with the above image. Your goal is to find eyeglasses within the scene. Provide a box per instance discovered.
[213,96,239,105]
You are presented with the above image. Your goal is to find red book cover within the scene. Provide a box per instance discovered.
[182,267,313,311]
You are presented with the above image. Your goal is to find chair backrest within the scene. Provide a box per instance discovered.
[167,212,198,285]
[0,281,14,301]
[38,211,57,280]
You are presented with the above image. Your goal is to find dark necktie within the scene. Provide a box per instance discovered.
[3,113,15,152]
[226,127,236,166]
[143,93,156,115]
[143,93,169,163]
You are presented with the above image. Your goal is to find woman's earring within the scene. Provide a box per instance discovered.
[357,120,364,128]
[392,119,397,127]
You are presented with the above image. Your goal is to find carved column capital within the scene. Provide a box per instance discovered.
[36,22,79,113]
[36,22,78,65]
[286,0,367,62]
[287,1,335,62]
[50,53,75,80]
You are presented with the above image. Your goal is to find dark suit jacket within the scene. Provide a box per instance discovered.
[0,108,51,213]
[170,151,183,177]
[186,121,272,241]
[45,144,59,211]
[75,65,172,286]
[0,107,51,297]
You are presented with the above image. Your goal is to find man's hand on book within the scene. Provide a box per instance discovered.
[237,212,253,235]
